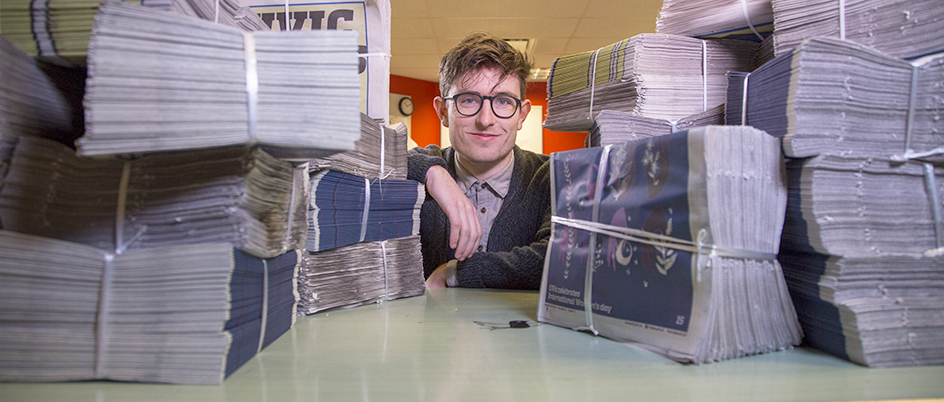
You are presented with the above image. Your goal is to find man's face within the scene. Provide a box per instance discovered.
[435,67,531,172]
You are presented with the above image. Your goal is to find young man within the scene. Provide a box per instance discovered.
[407,32,552,290]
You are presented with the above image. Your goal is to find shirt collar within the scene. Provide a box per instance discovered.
[454,153,514,198]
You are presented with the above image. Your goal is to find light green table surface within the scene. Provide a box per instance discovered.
[2,288,943,402]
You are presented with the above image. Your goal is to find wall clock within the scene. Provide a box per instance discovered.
[398,97,414,116]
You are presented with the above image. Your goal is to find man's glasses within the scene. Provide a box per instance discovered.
[443,93,522,119]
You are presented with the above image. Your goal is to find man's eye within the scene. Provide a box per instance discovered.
[495,97,513,106]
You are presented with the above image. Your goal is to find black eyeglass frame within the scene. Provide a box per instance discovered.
[443,92,523,119]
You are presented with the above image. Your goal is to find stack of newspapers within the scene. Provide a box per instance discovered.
[0,0,267,65]
[726,37,944,158]
[538,126,802,364]
[657,0,772,40]
[727,36,944,367]
[544,33,757,132]
[0,136,309,259]
[0,36,78,150]
[768,0,944,62]
[78,1,361,160]
[309,113,410,181]
[0,230,300,385]
[242,0,392,121]
[297,234,425,315]
[306,170,423,253]
[587,106,724,147]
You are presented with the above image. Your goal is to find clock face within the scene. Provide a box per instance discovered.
[398,97,414,116]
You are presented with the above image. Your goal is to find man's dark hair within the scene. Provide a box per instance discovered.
[438,32,533,99]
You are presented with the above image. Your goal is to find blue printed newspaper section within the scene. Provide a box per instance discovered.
[546,132,695,333]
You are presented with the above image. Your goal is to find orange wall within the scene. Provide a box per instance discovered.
[390,75,586,155]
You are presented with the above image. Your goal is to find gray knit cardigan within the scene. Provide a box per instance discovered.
[407,145,552,290]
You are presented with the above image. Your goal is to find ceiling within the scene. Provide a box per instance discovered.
[390,0,665,83]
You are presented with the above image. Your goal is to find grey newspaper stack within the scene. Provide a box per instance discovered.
[0,0,369,383]
[0,36,78,154]
[78,1,361,160]
[0,136,309,259]
[726,36,944,367]
[0,230,301,385]
[298,114,426,316]
[767,0,944,62]
[543,33,757,132]
[0,0,268,66]
[657,0,773,40]
[539,126,802,364]
[586,105,724,147]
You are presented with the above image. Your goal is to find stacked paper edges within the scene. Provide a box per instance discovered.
[538,126,802,364]
[79,1,361,160]
[298,234,426,315]
[726,36,944,159]
[779,154,944,367]
[0,136,308,259]
[544,33,757,132]
[0,230,300,385]
[307,169,423,253]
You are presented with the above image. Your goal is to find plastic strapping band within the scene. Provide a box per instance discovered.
[94,253,115,379]
[380,240,390,302]
[243,33,259,142]
[577,145,611,336]
[588,47,604,122]
[361,52,391,59]
[739,0,765,41]
[905,65,919,153]
[257,258,269,354]
[741,73,751,126]
[552,216,778,262]
[114,161,133,254]
[284,0,290,31]
[31,0,56,58]
[215,0,220,23]
[378,121,386,180]
[923,164,944,248]
[670,121,678,133]
[701,40,708,111]
[360,178,371,242]
[282,166,300,254]
[838,0,846,40]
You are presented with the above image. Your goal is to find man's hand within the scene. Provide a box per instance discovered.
[425,263,449,288]
[425,165,481,260]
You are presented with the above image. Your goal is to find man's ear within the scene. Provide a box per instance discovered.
[433,96,449,128]
[516,99,532,131]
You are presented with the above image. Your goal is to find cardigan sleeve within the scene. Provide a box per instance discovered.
[407,145,450,184]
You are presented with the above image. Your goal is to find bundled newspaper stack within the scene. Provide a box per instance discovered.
[727,36,944,367]
[0,0,269,66]
[0,136,309,259]
[766,0,944,62]
[587,106,724,147]
[299,108,425,315]
[0,230,300,385]
[544,34,757,132]
[726,37,944,159]
[306,170,423,253]
[656,0,773,40]
[309,113,409,181]
[297,234,425,315]
[0,36,78,152]
[242,0,392,121]
[538,126,802,364]
[78,1,360,160]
